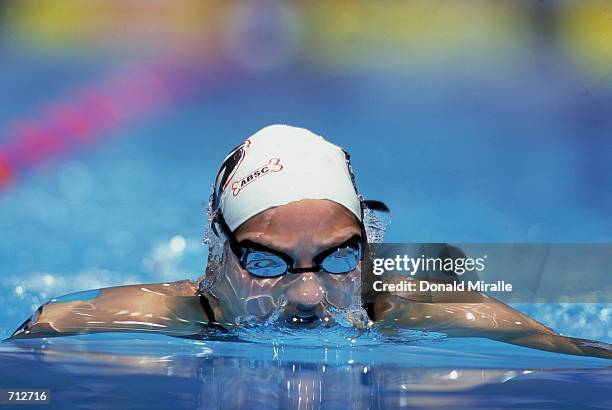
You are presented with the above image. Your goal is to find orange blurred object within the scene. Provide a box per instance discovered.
[0,153,13,187]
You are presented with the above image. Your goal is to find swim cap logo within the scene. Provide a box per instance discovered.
[231,158,283,196]
[213,139,251,208]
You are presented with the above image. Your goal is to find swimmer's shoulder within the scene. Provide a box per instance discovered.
[10,279,206,339]
[96,279,199,298]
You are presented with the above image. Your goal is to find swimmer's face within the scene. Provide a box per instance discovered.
[210,199,362,328]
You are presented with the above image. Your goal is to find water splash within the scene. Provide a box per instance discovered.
[362,200,391,243]
[230,293,382,347]
[234,322,384,347]
[198,189,224,292]
[201,187,216,248]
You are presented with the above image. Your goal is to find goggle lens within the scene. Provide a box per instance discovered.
[320,246,360,274]
[243,251,287,277]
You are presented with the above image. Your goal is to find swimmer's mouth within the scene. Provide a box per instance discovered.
[285,312,333,328]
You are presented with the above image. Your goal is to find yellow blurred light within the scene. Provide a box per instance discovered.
[5,0,226,55]
[558,1,612,77]
[302,0,529,71]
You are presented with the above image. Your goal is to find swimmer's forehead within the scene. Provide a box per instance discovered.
[235,199,362,252]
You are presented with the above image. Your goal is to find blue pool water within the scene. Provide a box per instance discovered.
[2,3,612,407]
[2,331,611,409]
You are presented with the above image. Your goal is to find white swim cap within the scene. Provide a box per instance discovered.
[213,124,362,231]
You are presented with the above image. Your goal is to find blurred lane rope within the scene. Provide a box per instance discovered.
[0,62,228,190]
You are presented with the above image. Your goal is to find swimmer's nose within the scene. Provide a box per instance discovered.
[287,272,324,309]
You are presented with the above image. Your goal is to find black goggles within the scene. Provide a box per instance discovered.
[212,214,363,278]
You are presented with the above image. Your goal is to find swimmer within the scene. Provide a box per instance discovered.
[10,125,612,359]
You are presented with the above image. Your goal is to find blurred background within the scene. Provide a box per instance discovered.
[0,0,610,339]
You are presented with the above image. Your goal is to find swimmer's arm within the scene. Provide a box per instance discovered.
[374,280,612,359]
[9,280,209,339]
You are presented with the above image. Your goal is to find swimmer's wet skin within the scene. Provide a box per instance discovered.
[11,274,612,359]
[9,125,612,360]
[11,281,208,338]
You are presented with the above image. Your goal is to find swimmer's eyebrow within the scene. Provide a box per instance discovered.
[237,228,362,255]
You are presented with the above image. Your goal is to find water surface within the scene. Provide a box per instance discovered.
[2,331,610,409]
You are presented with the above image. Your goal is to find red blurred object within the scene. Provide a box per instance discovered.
[0,62,186,191]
